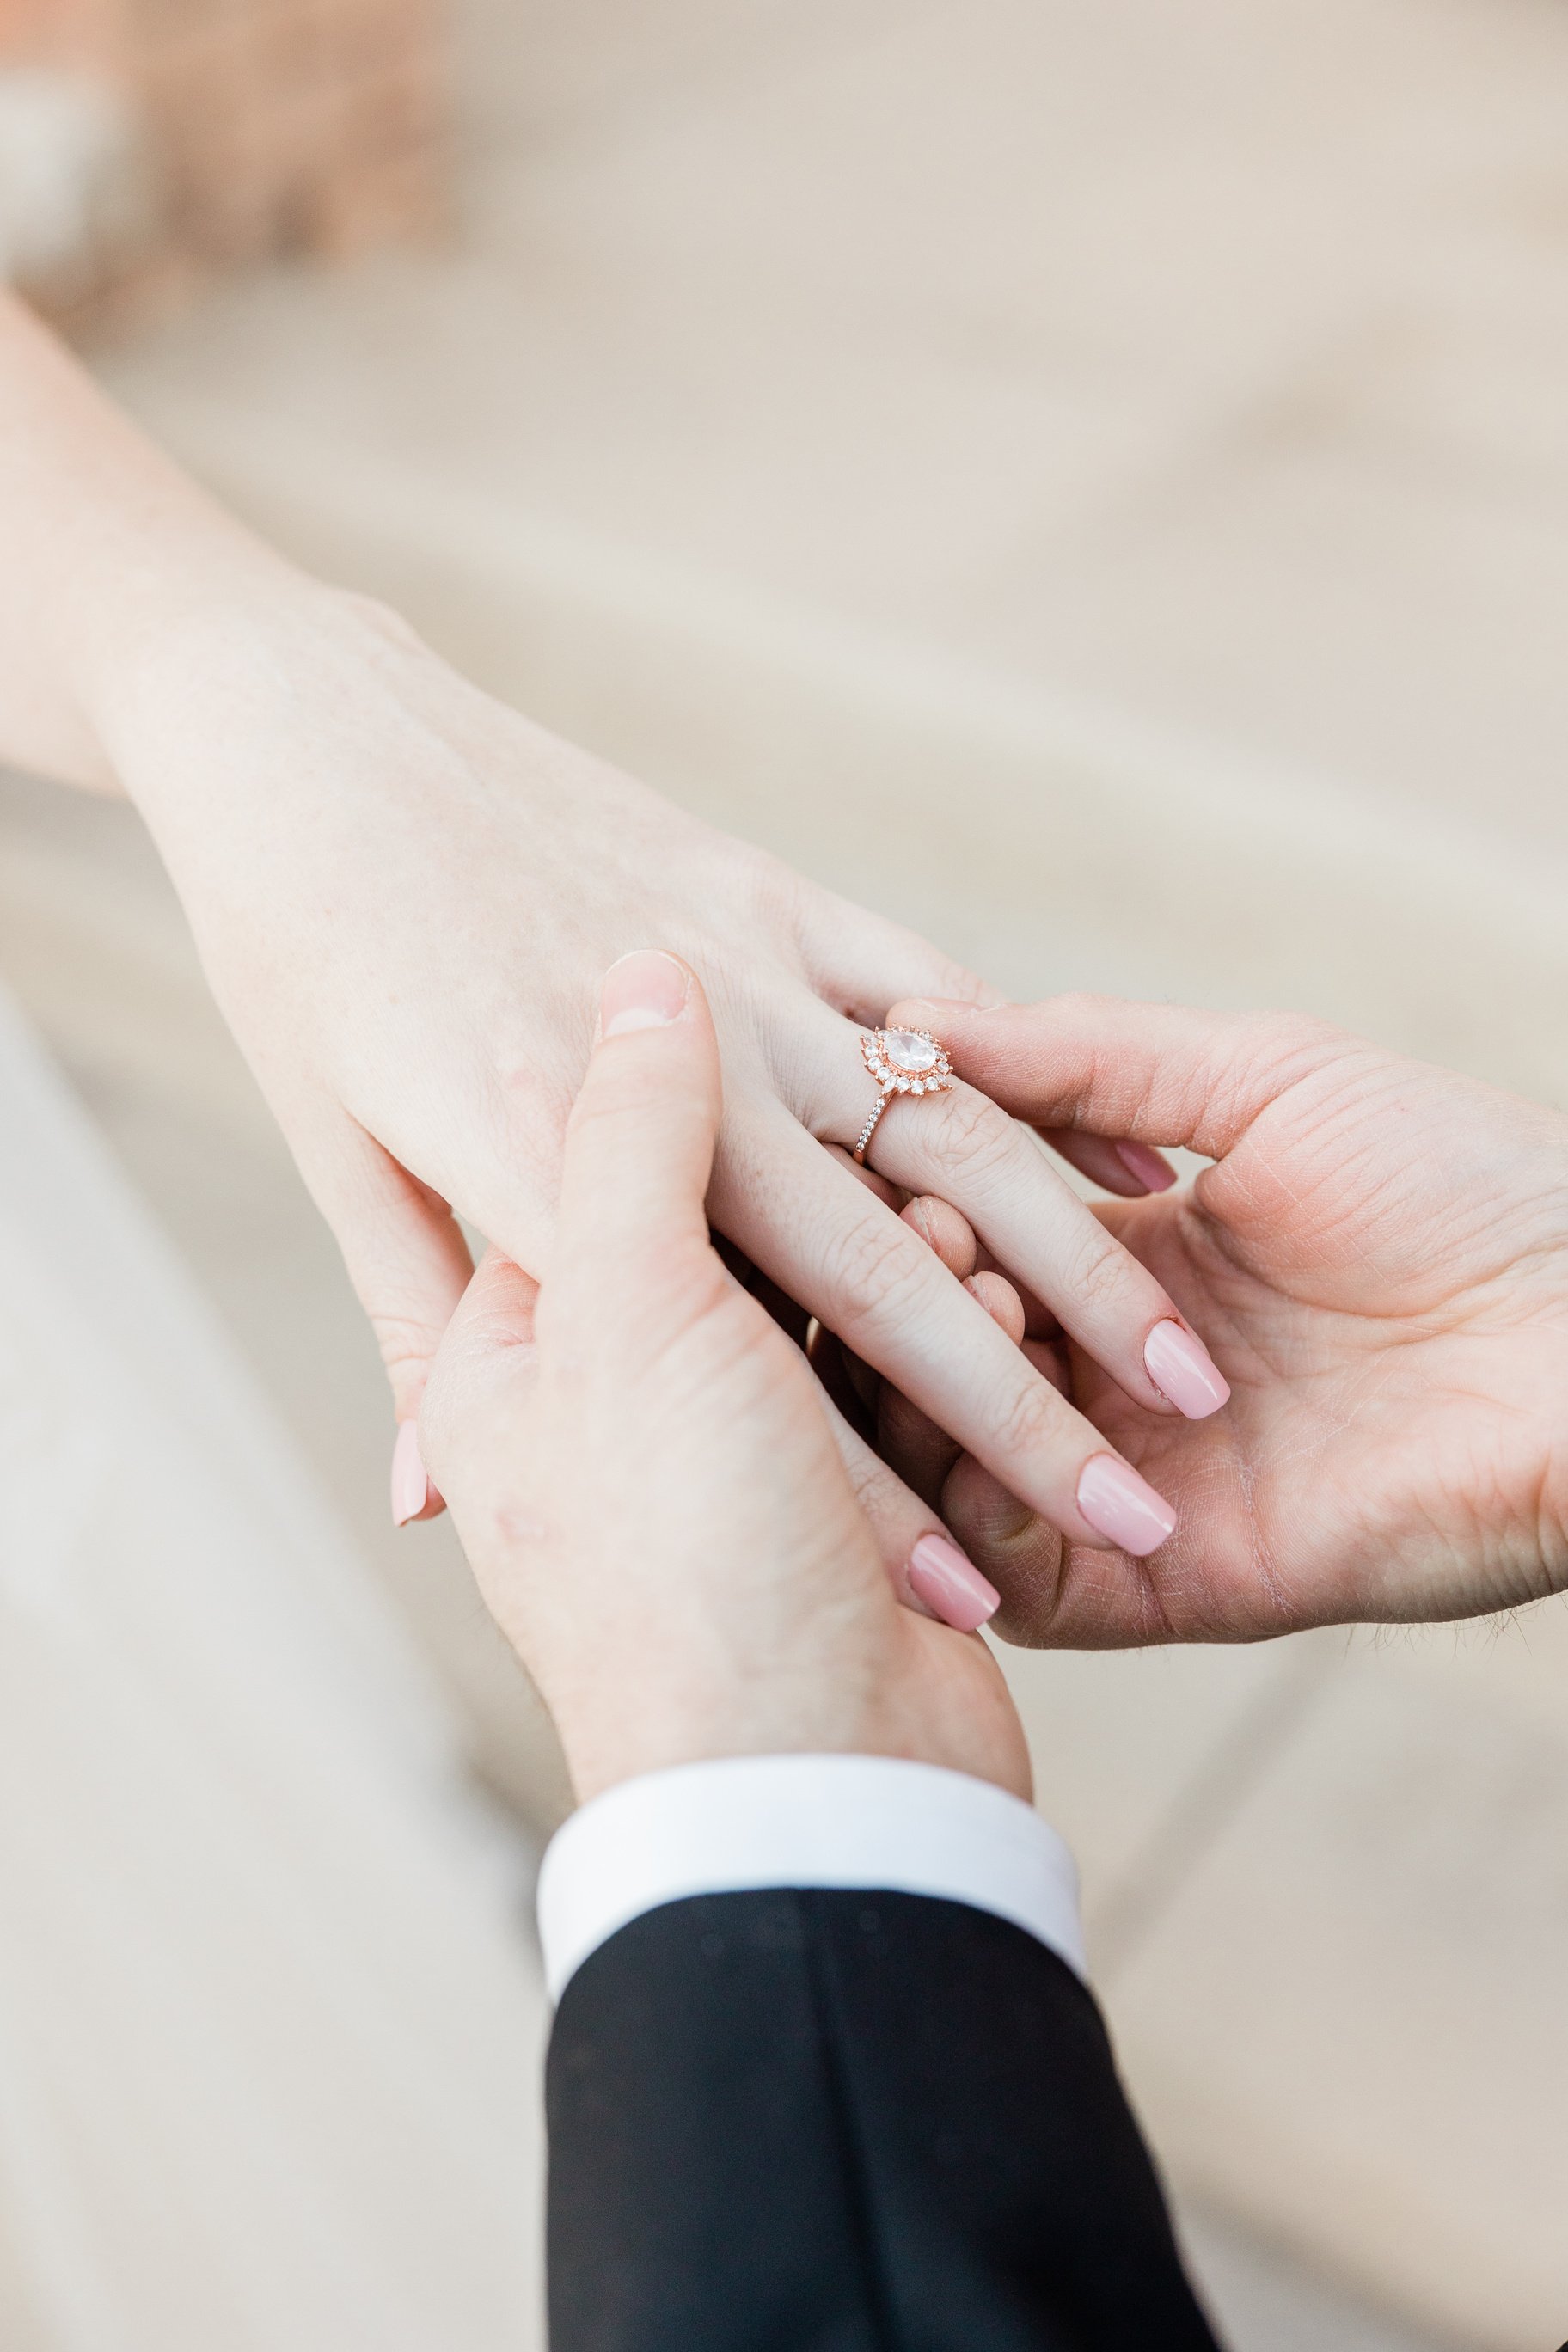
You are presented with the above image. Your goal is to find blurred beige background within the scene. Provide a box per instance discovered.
[5,2,1568,2346]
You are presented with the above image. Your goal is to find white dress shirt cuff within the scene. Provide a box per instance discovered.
[536,1753,1084,2002]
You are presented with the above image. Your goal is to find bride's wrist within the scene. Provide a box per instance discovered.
[83,566,418,818]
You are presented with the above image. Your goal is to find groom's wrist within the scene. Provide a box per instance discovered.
[552,1678,905,1807]
[542,1637,1026,1810]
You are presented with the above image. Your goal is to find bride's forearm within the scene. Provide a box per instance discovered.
[0,291,308,793]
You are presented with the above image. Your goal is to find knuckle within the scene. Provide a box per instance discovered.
[371,1311,439,1379]
[1058,1224,1138,1318]
[818,1210,930,1338]
[837,1435,898,1520]
[1243,1011,1345,1081]
[928,1087,1014,1184]
[896,953,989,1012]
[987,1370,1068,1465]
[1210,1014,1350,1133]
[1266,1010,1342,1054]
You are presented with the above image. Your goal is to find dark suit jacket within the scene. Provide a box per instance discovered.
[547,1885,1222,2349]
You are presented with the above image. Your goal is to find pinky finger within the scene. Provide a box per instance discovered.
[816,1381,1000,1633]
[905,1194,1061,1341]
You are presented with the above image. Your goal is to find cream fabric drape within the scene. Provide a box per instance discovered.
[0,985,546,2350]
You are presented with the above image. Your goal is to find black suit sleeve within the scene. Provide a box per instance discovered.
[546,1887,1223,2350]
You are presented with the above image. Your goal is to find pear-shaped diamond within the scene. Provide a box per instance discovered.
[883,1028,939,1075]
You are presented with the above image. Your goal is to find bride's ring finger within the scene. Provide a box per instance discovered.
[812,1020,1229,1425]
[714,1103,1178,1557]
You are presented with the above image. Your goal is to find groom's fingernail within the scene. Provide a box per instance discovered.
[1144,1320,1230,1419]
[1076,1455,1177,1556]
[390,1419,431,1527]
[1115,1140,1178,1193]
[603,950,690,1036]
[908,1534,1001,1632]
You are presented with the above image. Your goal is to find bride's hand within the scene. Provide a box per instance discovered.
[92,584,1227,1553]
[0,292,1223,1559]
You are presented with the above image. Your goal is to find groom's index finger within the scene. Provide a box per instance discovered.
[887,995,1348,1163]
[550,951,721,1297]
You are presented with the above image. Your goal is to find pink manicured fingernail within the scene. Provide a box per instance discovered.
[1144,1320,1230,1419]
[1115,1140,1177,1193]
[390,1419,431,1527]
[1076,1455,1176,1557]
[602,950,689,1036]
[908,1533,1001,1632]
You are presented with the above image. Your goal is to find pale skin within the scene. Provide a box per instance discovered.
[0,290,1223,1578]
[415,962,1568,1796]
[418,953,1027,1803]
[8,273,1563,1663]
[876,995,1568,1646]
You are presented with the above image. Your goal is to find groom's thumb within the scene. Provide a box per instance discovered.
[546,951,722,1339]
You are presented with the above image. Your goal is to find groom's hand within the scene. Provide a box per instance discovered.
[417,953,1028,1803]
[886,994,1568,1645]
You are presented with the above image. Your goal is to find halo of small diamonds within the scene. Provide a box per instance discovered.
[859,1026,954,1096]
[852,1027,954,1163]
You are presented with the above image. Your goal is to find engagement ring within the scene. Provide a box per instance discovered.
[852,1027,954,1165]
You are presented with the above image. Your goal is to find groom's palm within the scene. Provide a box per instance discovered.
[910,1004,1568,1645]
